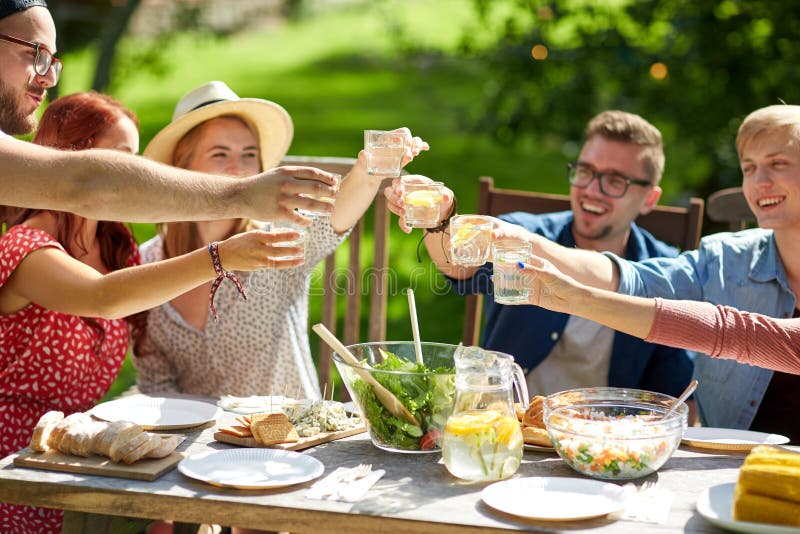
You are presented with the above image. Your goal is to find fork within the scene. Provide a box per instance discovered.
[340,463,372,483]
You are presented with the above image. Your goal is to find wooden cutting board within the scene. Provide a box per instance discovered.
[14,448,183,481]
[214,424,365,451]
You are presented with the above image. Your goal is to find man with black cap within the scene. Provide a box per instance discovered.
[0,0,339,223]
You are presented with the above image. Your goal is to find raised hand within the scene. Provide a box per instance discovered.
[216,229,307,271]
[384,174,454,233]
[242,166,340,225]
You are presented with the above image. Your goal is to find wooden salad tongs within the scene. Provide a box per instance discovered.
[312,324,420,427]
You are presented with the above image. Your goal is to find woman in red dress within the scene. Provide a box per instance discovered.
[0,92,305,534]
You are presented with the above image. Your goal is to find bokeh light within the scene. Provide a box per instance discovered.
[531,45,548,60]
[650,62,668,80]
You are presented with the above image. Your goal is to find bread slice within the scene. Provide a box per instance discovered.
[734,485,800,526]
[522,396,546,429]
[144,435,182,459]
[30,411,64,452]
[109,430,149,463]
[60,421,96,457]
[121,435,160,465]
[48,412,92,450]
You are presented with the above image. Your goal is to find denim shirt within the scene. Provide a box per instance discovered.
[608,229,797,429]
[448,211,694,398]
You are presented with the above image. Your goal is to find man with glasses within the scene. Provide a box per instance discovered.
[387,110,693,401]
[0,1,338,223]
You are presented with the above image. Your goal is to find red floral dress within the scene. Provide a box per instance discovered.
[0,225,138,534]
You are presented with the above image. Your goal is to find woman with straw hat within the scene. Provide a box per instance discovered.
[133,81,428,401]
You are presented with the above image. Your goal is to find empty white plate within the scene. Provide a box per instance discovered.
[91,396,222,430]
[481,477,627,521]
[682,428,790,451]
[179,448,324,489]
[697,483,800,534]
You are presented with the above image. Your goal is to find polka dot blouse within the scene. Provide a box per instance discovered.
[133,218,347,400]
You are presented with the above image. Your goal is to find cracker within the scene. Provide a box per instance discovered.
[251,413,299,446]
[218,425,253,438]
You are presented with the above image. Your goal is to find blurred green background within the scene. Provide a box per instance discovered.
[42,0,793,399]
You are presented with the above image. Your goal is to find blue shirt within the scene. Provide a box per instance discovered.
[608,228,797,429]
[449,211,695,398]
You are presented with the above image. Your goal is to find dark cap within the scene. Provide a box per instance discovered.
[0,0,49,20]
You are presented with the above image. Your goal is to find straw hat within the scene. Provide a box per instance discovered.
[143,81,293,170]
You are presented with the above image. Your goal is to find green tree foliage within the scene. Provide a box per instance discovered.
[460,0,800,194]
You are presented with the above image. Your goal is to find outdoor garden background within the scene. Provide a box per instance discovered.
[43,0,799,398]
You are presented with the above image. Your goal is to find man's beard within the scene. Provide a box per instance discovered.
[0,78,38,135]
[573,223,613,242]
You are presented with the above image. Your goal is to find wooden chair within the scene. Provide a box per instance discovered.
[706,187,755,231]
[462,176,705,345]
[280,156,391,390]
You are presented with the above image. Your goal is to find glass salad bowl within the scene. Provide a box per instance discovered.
[543,387,688,480]
[333,342,457,453]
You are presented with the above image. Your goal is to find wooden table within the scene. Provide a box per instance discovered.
[0,409,763,533]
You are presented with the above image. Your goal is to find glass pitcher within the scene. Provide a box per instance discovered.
[441,346,529,481]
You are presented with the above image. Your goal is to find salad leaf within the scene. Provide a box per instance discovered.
[353,350,454,450]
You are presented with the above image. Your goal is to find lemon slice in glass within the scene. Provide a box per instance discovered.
[452,223,481,246]
[405,189,443,208]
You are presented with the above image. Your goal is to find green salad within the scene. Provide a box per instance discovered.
[352,350,454,451]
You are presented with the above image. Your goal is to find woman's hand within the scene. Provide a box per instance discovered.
[384,174,454,233]
[512,257,588,315]
[216,229,306,271]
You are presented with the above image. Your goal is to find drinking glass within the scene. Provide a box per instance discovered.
[450,215,492,266]
[267,222,308,261]
[492,239,531,304]
[402,181,444,229]
[297,173,340,218]
[364,130,405,177]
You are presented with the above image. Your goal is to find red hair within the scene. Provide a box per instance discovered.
[1,91,147,357]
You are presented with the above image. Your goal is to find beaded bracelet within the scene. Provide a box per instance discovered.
[207,241,247,321]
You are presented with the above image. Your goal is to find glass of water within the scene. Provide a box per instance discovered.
[492,239,531,304]
[267,222,308,262]
[450,215,492,266]
[297,173,340,218]
[364,130,405,177]
[402,180,445,228]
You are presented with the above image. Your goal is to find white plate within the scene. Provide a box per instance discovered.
[696,483,800,533]
[217,395,300,415]
[179,448,324,489]
[682,427,790,451]
[91,396,222,430]
[481,477,627,521]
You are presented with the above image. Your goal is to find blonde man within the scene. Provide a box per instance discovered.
[486,105,800,443]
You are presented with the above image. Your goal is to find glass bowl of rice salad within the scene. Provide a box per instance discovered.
[543,388,688,480]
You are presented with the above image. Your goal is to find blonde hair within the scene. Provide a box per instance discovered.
[159,115,258,258]
[736,105,800,158]
[585,110,665,183]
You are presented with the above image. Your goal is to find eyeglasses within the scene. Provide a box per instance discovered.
[567,162,652,198]
[0,33,62,84]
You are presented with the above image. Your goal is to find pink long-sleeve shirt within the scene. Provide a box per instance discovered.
[645,298,800,375]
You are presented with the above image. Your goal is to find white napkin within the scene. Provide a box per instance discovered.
[610,483,673,524]
[306,466,385,502]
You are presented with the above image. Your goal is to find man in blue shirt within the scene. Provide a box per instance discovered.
[488,105,800,442]
[386,111,694,401]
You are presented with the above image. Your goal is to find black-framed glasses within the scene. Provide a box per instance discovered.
[0,33,62,84]
[567,162,652,198]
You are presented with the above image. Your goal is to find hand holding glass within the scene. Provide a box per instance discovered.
[364,130,405,177]
[266,222,308,262]
[492,240,532,304]
[450,215,492,266]
[297,173,340,217]
[401,181,445,229]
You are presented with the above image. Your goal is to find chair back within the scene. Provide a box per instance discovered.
[462,176,705,345]
[706,187,755,231]
[280,156,390,390]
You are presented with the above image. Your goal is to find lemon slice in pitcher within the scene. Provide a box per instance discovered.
[405,190,443,208]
